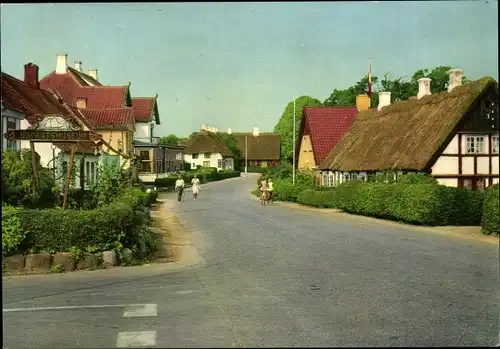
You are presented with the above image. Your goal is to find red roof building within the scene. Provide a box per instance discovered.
[132,97,159,124]
[296,106,358,170]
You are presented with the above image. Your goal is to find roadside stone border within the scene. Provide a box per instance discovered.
[2,250,123,276]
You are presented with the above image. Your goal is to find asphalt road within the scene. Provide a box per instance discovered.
[3,174,499,348]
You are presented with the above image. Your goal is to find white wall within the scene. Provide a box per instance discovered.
[134,121,153,140]
[2,108,24,150]
[442,135,459,154]
[184,152,232,170]
[436,178,458,187]
[492,156,499,175]
[431,156,458,175]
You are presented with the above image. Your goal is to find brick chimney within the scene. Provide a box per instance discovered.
[24,63,39,89]
[74,61,82,72]
[447,68,464,92]
[88,68,98,81]
[355,94,371,111]
[417,77,432,99]
[377,92,391,111]
[56,53,68,74]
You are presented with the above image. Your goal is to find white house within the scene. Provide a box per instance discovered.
[132,96,159,143]
[1,98,24,151]
[319,69,499,190]
[184,128,234,170]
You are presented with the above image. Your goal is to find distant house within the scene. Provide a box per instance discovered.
[231,127,281,169]
[132,96,160,143]
[184,129,235,170]
[319,70,499,190]
[134,140,185,182]
[296,106,359,174]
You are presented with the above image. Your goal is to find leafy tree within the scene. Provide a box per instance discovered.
[273,96,323,162]
[159,134,180,145]
[324,75,379,107]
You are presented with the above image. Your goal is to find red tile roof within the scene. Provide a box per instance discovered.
[1,72,84,128]
[132,97,159,124]
[40,71,130,109]
[54,141,102,154]
[300,106,358,165]
[79,108,134,131]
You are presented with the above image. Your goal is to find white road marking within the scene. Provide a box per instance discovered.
[3,303,152,313]
[116,331,156,348]
[173,290,195,295]
[123,303,157,317]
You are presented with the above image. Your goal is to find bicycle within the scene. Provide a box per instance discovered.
[260,189,270,205]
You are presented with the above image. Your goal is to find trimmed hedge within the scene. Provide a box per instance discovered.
[481,184,499,235]
[155,170,240,190]
[12,187,152,255]
[296,189,337,208]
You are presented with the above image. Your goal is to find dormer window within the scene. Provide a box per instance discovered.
[76,98,87,109]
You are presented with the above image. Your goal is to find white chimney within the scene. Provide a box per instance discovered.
[201,124,206,131]
[227,128,232,134]
[56,53,68,74]
[447,68,464,92]
[253,127,260,136]
[74,61,82,72]
[377,92,391,111]
[88,68,98,81]
[417,77,432,99]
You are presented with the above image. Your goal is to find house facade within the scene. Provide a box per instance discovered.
[1,97,24,151]
[319,69,499,190]
[134,140,185,183]
[296,106,359,173]
[184,129,235,170]
[231,127,281,169]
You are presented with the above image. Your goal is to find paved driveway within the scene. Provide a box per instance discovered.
[3,174,499,347]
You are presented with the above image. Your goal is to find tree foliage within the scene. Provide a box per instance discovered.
[273,95,322,162]
[159,134,180,145]
[215,132,242,160]
[323,65,470,107]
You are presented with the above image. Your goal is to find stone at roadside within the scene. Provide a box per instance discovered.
[76,253,99,270]
[102,251,117,267]
[120,248,133,265]
[3,254,25,272]
[25,252,52,272]
[53,252,75,272]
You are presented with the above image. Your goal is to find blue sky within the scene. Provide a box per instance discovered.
[1,2,498,137]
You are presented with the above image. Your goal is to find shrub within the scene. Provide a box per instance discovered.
[2,205,26,257]
[296,189,337,208]
[272,179,308,202]
[397,173,438,185]
[481,184,499,235]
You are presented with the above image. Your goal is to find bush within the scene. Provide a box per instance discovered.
[296,189,337,208]
[481,184,499,235]
[2,205,26,257]
[397,173,438,185]
[246,166,266,173]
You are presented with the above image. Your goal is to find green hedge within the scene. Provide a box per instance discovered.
[296,189,337,208]
[481,184,499,235]
[155,170,240,189]
[9,187,151,256]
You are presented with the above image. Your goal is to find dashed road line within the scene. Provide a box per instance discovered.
[123,304,157,318]
[116,331,157,348]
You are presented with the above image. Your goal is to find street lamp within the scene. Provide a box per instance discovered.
[292,98,296,185]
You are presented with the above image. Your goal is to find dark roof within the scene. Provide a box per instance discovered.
[132,97,159,124]
[300,107,358,165]
[184,131,234,157]
[1,72,85,128]
[231,132,281,160]
[320,77,498,171]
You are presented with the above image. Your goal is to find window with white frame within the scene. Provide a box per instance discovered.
[217,159,222,168]
[466,136,485,154]
[192,153,199,159]
[343,173,350,182]
[204,153,211,159]
[327,173,334,187]
[85,161,98,187]
[358,173,367,182]
[492,135,499,154]
[322,173,328,187]
[6,117,17,150]
[203,161,210,168]
[351,172,359,181]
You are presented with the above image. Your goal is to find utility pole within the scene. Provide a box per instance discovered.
[245,135,248,173]
[292,98,296,185]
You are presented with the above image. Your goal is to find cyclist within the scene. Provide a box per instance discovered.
[267,178,274,203]
[259,178,269,204]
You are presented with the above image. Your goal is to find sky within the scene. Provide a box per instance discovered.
[1,1,498,138]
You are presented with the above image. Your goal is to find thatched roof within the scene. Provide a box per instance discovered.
[231,132,281,160]
[320,77,498,171]
[184,130,234,157]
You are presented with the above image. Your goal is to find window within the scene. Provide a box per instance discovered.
[351,172,359,181]
[492,135,499,154]
[359,173,367,182]
[139,150,152,173]
[6,117,17,150]
[85,161,97,187]
[327,173,334,187]
[204,153,211,159]
[176,152,183,160]
[343,173,350,182]
[203,161,210,168]
[466,136,485,154]
[192,153,199,159]
[192,163,196,169]
[217,159,222,168]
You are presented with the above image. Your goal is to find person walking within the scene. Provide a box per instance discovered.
[191,174,201,200]
[267,178,274,203]
[175,175,185,202]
